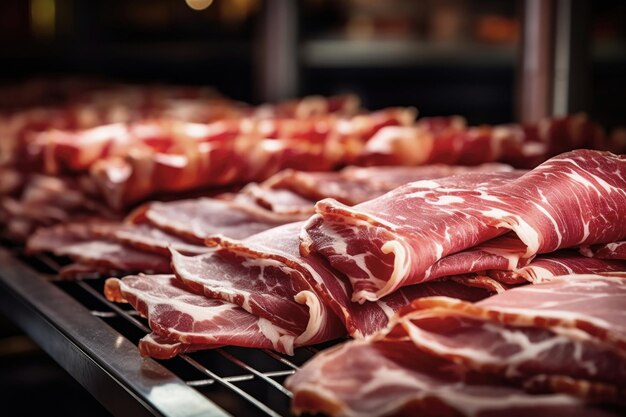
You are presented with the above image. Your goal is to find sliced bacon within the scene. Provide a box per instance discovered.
[104,274,296,357]
[302,150,626,302]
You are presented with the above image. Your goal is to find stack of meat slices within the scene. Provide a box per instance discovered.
[23,149,626,415]
[24,162,512,279]
[301,149,626,303]
[287,274,626,416]
[357,113,625,169]
[285,148,626,416]
[25,163,508,356]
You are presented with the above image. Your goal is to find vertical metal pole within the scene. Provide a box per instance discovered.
[552,0,589,115]
[256,0,298,103]
[518,0,555,123]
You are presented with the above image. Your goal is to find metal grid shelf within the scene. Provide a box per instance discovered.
[0,245,339,417]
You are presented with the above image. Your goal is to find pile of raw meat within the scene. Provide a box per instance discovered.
[2,81,625,416]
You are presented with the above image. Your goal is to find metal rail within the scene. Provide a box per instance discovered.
[0,247,329,416]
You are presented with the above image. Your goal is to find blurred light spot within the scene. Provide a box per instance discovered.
[185,0,214,11]
[31,0,56,39]
[221,0,260,26]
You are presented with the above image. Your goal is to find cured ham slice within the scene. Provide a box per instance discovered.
[0,173,115,240]
[104,274,296,357]
[580,242,626,261]
[103,223,209,256]
[286,340,612,417]
[395,274,626,400]
[357,113,608,169]
[172,222,490,343]
[26,222,170,274]
[244,162,517,215]
[286,274,626,416]
[131,197,295,243]
[425,241,626,285]
[302,150,626,302]
[85,107,414,209]
[487,250,626,284]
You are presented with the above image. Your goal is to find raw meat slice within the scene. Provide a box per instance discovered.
[581,242,626,261]
[131,197,294,244]
[104,274,297,357]
[26,222,170,274]
[302,150,626,302]
[286,274,626,416]
[488,250,626,284]
[106,223,209,256]
[172,222,490,341]
[286,339,613,417]
[391,274,626,401]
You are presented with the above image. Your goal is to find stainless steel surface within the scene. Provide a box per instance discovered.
[0,248,229,417]
[0,247,331,416]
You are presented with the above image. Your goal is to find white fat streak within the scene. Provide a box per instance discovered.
[375,300,397,320]
[480,208,540,257]
[429,195,465,205]
[299,215,320,254]
[520,266,558,284]
[350,253,388,291]
[579,220,591,244]
[468,305,613,339]
[530,200,562,248]
[564,169,602,195]
[121,280,237,330]
[293,290,325,345]
[478,192,504,203]
[257,317,295,355]
[171,249,255,311]
[354,239,412,303]
[403,317,567,379]
[409,179,441,189]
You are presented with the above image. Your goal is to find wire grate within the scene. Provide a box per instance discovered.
[7,246,339,417]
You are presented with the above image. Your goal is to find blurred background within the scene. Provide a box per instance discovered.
[0,0,624,127]
[0,2,624,415]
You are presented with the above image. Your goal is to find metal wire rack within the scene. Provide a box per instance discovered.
[0,244,341,417]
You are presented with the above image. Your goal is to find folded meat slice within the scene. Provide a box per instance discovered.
[131,197,296,244]
[286,339,612,417]
[581,242,626,261]
[172,222,490,342]
[286,274,626,417]
[26,222,170,274]
[427,242,626,285]
[487,250,626,283]
[101,223,209,256]
[104,274,297,358]
[302,150,626,302]
[394,274,626,401]
[243,163,517,215]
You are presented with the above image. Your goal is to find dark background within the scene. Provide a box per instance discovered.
[0,0,624,126]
